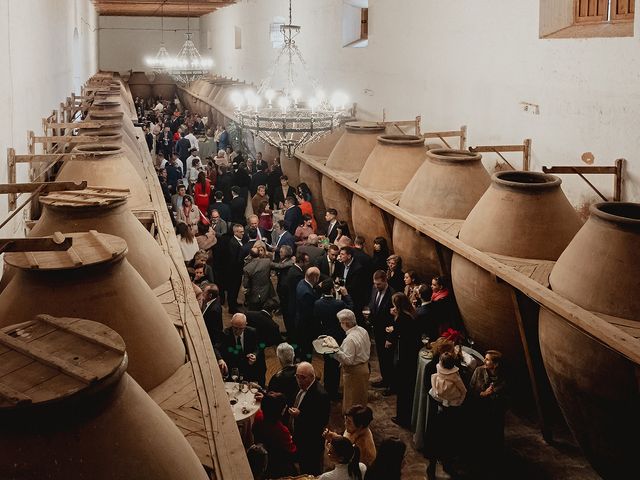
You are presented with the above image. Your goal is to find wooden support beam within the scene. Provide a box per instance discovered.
[31,135,103,144]
[434,242,450,277]
[469,139,532,171]
[423,125,468,150]
[510,288,554,443]
[542,159,625,202]
[0,181,87,194]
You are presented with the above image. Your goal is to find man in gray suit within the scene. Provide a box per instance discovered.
[297,234,325,266]
[243,247,277,311]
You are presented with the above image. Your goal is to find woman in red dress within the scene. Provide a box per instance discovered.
[295,184,317,232]
[193,171,211,216]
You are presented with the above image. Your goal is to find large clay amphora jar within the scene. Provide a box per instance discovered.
[58,144,151,210]
[78,129,148,181]
[451,171,582,361]
[393,149,491,278]
[254,135,280,166]
[128,71,152,99]
[0,315,208,480]
[539,202,640,479]
[322,122,385,236]
[280,152,301,187]
[31,189,171,289]
[352,135,426,244]
[152,73,177,100]
[0,232,185,391]
[86,109,139,147]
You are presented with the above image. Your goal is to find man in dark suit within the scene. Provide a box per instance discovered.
[367,269,395,394]
[227,224,246,314]
[267,163,283,209]
[247,214,270,243]
[243,248,276,311]
[268,342,298,407]
[324,208,351,243]
[209,191,231,222]
[271,220,296,262]
[315,244,343,281]
[313,280,353,400]
[216,165,234,203]
[230,186,247,226]
[353,235,373,278]
[216,313,266,385]
[415,283,439,341]
[246,308,282,348]
[280,250,307,339]
[240,227,260,260]
[289,362,330,475]
[250,162,269,196]
[283,196,303,235]
[175,131,192,165]
[338,246,369,322]
[271,175,297,210]
[295,267,321,361]
[202,283,223,345]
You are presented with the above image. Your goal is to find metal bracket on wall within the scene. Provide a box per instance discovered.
[423,125,467,150]
[469,138,532,171]
[542,159,624,202]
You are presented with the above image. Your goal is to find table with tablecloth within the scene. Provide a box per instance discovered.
[225,381,261,447]
[410,346,483,450]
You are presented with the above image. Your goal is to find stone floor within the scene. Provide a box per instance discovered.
[227,308,600,479]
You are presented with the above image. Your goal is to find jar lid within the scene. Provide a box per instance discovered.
[0,315,126,410]
[40,187,130,209]
[5,231,127,270]
[345,121,385,133]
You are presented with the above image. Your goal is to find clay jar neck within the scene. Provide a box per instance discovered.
[88,111,124,121]
[73,144,124,158]
[427,149,482,165]
[590,202,640,233]
[345,122,385,135]
[376,134,424,147]
[0,361,128,430]
[82,131,123,144]
[41,199,127,222]
[492,170,561,194]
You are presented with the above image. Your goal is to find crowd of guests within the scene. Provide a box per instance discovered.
[138,95,509,479]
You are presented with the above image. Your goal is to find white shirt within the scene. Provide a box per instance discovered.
[333,325,371,366]
[319,463,366,480]
[185,132,199,150]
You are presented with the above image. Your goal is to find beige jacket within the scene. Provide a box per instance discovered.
[430,363,467,407]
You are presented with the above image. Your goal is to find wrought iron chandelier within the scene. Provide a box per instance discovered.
[145,1,213,84]
[232,0,349,158]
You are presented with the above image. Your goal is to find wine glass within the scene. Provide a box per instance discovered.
[421,335,430,349]
[240,381,249,394]
[230,367,239,384]
[249,383,259,395]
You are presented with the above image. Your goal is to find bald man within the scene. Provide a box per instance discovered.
[289,362,330,475]
[295,267,321,360]
[215,313,266,385]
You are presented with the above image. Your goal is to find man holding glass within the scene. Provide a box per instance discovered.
[216,313,266,385]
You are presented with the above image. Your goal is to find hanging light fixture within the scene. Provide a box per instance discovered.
[233,0,349,158]
[165,0,214,85]
[145,3,170,73]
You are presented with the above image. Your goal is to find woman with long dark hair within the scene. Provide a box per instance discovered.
[319,435,366,480]
[386,254,405,293]
[386,292,420,427]
[364,437,406,480]
[176,221,198,264]
[371,237,389,272]
[193,170,211,216]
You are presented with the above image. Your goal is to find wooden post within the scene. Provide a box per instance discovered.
[7,148,17,210]
[523,138,532,171]
[614,158,624,201]
[510,288,554,443]
[459,125,468,150]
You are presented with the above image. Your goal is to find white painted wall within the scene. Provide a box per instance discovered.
[99,16,201,73]
[0,0,98,236]
[199,0,640,208]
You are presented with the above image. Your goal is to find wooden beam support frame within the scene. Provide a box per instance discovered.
[423,125,467,150]
[469,138,532,171]
[542,158,624,202]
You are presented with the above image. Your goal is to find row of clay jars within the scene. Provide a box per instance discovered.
[0,317,207,480]
[298,127,346,232]
[539,202,640,480]
[451,171,583,363]
[57,144,152,210]
[392,149,491,278]
[128,72,177,101]
[321,122,385,236]
[0,232,184,391]
[352,134,427,242]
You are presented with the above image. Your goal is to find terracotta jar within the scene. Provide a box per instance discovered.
[0,232,185,391]
[539,202,640,479]
[78,129,147,180]
[393,149,491,278]
[281,153,301,188]
[57,144,151,210]
[321,122,385,237]
[30,189,171,289]
[451,171,582,361]
[85,110,140,147]
[152,73,177,100]
[254,135,280,166]
[128,71,152,99]
[0,315,208,480]
[352,134,426,244]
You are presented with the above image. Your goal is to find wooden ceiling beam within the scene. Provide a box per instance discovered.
[93,1,236,17]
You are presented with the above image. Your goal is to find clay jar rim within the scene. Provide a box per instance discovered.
[88,111,124,120]
[39,194,129,211]
[492,170,561,193]
[72,143,125,157]
[376,134,425,146]
[427,148,482,164]
[590,202,640,231]
[345,121,385,133]
[80,131,123,142]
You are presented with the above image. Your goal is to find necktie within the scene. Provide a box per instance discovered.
[329,260,334,276]
[236,335,243,352]
[376,291,382,309]
[294,389,304,408]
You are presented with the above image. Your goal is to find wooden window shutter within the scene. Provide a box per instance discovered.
[574,0,608,23]
[611,0,635,21]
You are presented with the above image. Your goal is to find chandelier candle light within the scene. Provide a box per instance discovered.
[233,0,349,158]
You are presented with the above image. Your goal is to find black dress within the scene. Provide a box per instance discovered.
[390,312,420,426]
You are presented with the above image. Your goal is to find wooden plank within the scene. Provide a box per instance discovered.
[0,181,87,194]
[36,315,125,354]
[0,237,73,254]
[0,383,32,406]
[542,166,618,174]
[296,153,640,365]
[0,332,97,384]
[469,144,525,153]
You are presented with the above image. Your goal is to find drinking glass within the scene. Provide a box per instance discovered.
[230,367,239,383]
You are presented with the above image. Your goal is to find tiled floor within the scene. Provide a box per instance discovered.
[229,309,600,479]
